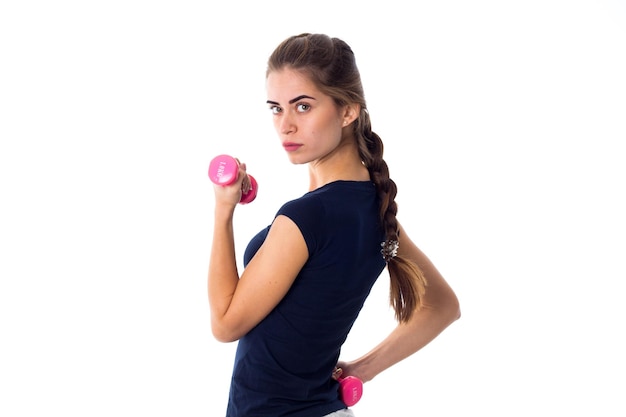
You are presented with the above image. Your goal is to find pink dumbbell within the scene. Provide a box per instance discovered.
[208,154,258,204]
[338,375,363,407]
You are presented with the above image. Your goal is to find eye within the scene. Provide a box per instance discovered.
[296,103,310,112]
[269,105,282,115]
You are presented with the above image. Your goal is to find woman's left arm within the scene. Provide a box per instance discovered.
[209,212,309,342]
[207,161,309,342]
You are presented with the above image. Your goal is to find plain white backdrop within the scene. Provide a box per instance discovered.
[1,1,625,416]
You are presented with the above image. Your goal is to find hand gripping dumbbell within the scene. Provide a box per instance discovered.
[208,154,258,204]
[338,375,363,407]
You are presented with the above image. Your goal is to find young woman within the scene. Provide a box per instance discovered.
[209,33,460,417]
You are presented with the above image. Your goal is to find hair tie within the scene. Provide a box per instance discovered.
[380,240,399,262]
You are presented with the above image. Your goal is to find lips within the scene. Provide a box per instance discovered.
[282,142,302,152]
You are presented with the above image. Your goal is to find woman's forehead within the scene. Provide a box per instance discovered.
[266,69,322,101]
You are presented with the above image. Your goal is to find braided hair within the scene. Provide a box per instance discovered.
[267,33,427,322]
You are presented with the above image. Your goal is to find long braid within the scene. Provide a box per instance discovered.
[356,109,427,322]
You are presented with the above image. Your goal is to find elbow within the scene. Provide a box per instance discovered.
[212,329,237,344]
[446,289,461,323]
[431,286,461,326]
[212,326,239,343]
[211,317,243,343]
[450,296,461,322]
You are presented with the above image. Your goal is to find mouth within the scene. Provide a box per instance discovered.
[282,142,302,152]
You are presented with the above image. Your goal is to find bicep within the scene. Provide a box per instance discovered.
[397,222,456,306]
[397,222,440,277]
[222,215,308,340]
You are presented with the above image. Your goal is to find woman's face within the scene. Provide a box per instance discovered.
[266,68,348,165]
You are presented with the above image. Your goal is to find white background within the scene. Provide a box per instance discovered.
[1,1,625,416]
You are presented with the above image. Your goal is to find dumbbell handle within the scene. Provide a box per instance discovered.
[338,375,363,407]
[208,154,257,204]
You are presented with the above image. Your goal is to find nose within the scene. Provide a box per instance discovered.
[278,112,296,135]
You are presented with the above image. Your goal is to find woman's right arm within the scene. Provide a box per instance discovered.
[339,222,460,382]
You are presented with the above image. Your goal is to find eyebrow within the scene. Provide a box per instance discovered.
[266,95,316,105]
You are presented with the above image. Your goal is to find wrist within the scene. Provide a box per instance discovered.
[346,357,377,383]
[214,204,235,223]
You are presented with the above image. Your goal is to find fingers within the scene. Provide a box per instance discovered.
[238,163,251,194]
[210,155,256,207]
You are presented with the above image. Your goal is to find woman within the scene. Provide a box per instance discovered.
[209,33,460,417]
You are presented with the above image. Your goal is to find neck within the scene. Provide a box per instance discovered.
[308,139,370,191]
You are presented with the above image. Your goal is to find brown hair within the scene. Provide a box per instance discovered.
[267,33,427,322]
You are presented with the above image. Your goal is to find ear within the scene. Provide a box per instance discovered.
[341,103,361,127]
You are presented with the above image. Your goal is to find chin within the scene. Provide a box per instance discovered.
[286,155,309,165]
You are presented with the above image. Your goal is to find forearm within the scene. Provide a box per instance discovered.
[208,207,239,327]
[353,303,458,382]
[349,273,460,382]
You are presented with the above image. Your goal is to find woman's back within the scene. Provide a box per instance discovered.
[228,181,386,417]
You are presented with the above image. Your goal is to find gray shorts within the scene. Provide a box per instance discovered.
[323,409,355,417]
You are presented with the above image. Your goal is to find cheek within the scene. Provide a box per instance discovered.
[308,128,341,151]
[316,115,343,137]
[271,117,281,132]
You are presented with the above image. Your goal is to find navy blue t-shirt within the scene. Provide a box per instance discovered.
[226,181,387,417]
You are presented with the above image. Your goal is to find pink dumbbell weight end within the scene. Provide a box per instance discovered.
[208,154,257,204]
[338,375,363,407]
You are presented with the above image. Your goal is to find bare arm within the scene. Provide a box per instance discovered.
[340,222,460,382]
[208,164,308,342]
